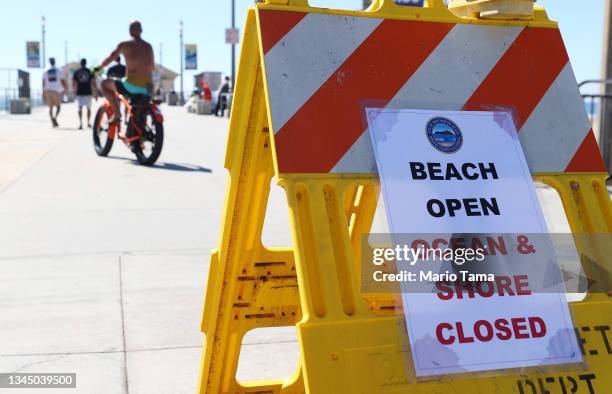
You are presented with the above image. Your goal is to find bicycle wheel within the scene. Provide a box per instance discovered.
[133,107,164,166]
[92,105,114,156]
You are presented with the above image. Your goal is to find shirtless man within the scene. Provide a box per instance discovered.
[100,21,154,123]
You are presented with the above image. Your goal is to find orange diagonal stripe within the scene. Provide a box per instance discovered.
[274,20,454,173]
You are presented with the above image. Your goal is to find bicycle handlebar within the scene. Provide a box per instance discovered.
[92,66,104,78]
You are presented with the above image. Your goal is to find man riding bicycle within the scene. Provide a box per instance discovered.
[99,21,154,125]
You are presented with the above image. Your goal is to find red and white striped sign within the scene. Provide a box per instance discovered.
[257,10,605,174]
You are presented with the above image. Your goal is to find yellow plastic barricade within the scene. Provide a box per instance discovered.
[449,0,536,19]
[197,0,612,392]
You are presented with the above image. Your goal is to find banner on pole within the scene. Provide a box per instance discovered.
[26,41,41,68]
[185,44,197,70]
[225,28,240,44]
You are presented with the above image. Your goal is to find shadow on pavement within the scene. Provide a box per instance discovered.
[57,127,82,131]
[152,162,213,173]
[106,155,212,173]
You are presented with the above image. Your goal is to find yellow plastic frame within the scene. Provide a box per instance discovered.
[197,1,612,393]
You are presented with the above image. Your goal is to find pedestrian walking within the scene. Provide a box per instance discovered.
[42,57,66,128]
[107,56,126,79]
[214,76,230,117]
[105,57,128,119]
[72,58,97,129]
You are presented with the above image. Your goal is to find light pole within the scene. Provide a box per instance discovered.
[159,42,163,67]
[41,15,46,68]
[179,20,184,104]
[64,41,68,65]
[231,0,235,91]
[601,0,612,170]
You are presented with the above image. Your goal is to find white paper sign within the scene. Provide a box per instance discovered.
[367,108,582,377]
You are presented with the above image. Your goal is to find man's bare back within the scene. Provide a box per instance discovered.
[117,39,154,85]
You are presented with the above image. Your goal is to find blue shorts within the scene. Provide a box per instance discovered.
[114,79,150,96]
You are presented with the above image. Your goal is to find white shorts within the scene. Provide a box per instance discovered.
[76,95,92,108]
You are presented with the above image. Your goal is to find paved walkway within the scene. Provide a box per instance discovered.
[0,104,296,394]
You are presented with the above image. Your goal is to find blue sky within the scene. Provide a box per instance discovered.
[0,1,604,92]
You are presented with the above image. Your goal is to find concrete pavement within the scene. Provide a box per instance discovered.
[0,103,296,394]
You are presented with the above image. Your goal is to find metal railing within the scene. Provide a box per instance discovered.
[0,68,19,112]
[579,79,612,118]
[0,68,44,113]
[579,79,612,172]
[0,89,43,113]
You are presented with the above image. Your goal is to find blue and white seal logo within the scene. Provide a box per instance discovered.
[426,117,463,154]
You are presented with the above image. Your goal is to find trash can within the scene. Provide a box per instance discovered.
[197,99,212,115]
[167,91,178,106]
[10,98,31,114]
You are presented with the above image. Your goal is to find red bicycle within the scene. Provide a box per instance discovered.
[92,86,164,166]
